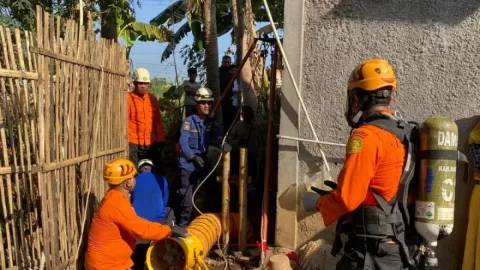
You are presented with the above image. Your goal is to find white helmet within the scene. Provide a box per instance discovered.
[133,67,151,83]
[137,159,155,169]
[195,87,214,102]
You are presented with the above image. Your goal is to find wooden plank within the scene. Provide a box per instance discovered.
[1,25,20,268]
[69,18,80,256]
[0,147,125,175]
[36,5,50,270]
[13,27,32,266]
[20,30,40,267]
[42,10,54,269]
[25,31,41,264]
[30,47,128,76]
[0,24,10,269]
[0,69,38,79]
[5,27,25,266]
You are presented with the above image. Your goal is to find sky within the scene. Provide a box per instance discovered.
[128,0,238,82]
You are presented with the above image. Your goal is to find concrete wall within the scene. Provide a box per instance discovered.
[276,0,480,268]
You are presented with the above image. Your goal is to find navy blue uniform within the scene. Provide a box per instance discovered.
[175,114,222,227]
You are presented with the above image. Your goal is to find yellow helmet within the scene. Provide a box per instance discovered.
[133,67,151,83]
[195,87,214,102]
[347,59,397,92]
[103,158,137,185]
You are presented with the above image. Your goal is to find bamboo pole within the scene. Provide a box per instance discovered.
[222,151,231,251]
[238,147,248,252]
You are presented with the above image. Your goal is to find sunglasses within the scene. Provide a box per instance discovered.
[198,101,213,105]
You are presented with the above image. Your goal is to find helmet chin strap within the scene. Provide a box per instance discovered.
[352,110,363,127]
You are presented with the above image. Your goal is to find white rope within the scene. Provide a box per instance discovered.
[261,0,332,172]
[277,135,346,147]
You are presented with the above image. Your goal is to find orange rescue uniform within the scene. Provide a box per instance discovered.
[85,189,171,270]
[128,92,165,145]
[317,111,407,227]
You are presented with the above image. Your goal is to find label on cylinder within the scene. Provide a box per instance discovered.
[415,201,435,219]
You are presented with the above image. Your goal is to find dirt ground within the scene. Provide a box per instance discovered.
[205,247,298,270]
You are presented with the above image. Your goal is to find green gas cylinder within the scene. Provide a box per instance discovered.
[415,116,459,248]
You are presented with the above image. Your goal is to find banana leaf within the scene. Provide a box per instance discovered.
[150,0,186,26]
[161,22,191,61]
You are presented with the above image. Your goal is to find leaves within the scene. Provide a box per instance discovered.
[155,0,285,61]
[216,10,233,37]
[133,23,173,42]
[150,0,186,26]
[160,22,191,61]
[191,20,203,51]
[256,23,283,36]
[180,44,206,83]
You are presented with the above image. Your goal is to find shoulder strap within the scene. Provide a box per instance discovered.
[361,115,417,226]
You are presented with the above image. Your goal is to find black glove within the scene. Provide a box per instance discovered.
[310,180,338,196]
[170,225,186,238]
[223,142,232,153]
[324,180,337,190]
[190,155,204,168]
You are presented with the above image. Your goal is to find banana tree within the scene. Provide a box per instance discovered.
[150,0,232,62]
[151,0,283,62]
[116,0,174,59]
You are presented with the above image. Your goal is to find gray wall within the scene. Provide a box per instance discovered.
[276,0,480,268]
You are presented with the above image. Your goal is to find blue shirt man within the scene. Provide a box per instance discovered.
[178,114,223,171]
[131,158,174,270]
[175,87,229,227]
[131,159,169,223]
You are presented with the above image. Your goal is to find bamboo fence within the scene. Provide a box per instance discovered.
[0,6,128,269]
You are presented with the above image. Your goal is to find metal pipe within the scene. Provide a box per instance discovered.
[239,147,248,252]
[222,151,231,251]
[277,135,346,147]
[261,43,278,266]
[211,38,259,116]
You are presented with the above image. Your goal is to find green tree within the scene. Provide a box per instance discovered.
[149,77,175,98]
[180,44,206,83]
[0,0,97,31]
[150,0,284,62]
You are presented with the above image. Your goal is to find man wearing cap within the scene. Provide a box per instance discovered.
[127,67,165,166]
[175,87,230,227]
[85,158,184,270]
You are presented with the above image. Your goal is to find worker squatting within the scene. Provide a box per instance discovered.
[83,59,474,270]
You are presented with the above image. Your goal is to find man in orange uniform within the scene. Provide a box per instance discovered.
[128,67,165,166]
[304,59,418,269]
[85,158,185,270]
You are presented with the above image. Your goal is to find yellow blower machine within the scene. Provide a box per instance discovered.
[146,213,253,270]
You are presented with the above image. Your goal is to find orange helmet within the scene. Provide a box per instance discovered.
[103,158,137,185]
[347,59,397,92]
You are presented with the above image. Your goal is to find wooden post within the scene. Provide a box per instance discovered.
[222,151,230,251]
[239,147,248,252]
